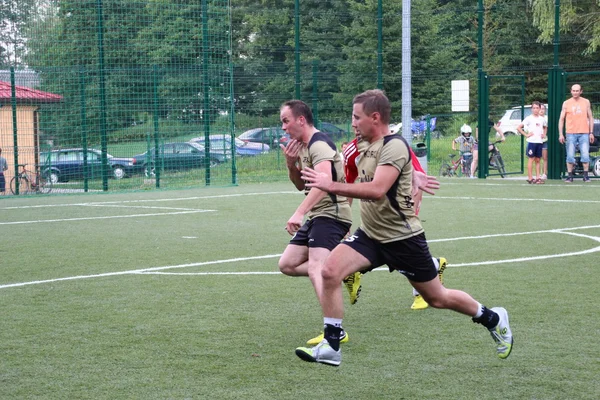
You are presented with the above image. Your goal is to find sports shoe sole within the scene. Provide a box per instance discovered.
[295,347,340,366]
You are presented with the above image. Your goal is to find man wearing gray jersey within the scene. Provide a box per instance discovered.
[297,90,513,366]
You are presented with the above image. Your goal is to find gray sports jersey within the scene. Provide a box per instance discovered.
[297,132,352,223]
[357,134,423,242]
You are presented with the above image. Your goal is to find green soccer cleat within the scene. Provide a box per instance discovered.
[307,330,349,346]
[343,271,362,305]
[295,340,341,366]
[489,307,513,359]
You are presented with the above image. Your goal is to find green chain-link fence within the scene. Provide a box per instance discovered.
[1,0,599,195]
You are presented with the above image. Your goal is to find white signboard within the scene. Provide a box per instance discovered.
[452,80,469,112]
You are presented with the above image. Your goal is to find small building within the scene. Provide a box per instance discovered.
[0,81,62,192]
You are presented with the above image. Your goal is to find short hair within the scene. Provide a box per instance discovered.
[281,100,314,126]
[352,89,391,124]
[532,101,541,107]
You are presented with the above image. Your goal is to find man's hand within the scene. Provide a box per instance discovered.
[412,170,440,197]
[558,134,565,144]
[301,167,333,192]
[280,139,303,167]
[285,211,304,235]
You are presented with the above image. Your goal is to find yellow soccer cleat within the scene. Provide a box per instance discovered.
[307,330,349,346]
[343,271,362,305]
[411,294,429,310]
[437,257,447,285]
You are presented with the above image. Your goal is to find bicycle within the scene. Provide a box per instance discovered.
[439,151,472,177]
[10,164,52,195]
[488,140,506,178]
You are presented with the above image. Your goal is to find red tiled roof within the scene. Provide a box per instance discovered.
[0,81,62,103]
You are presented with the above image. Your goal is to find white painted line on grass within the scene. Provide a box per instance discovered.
[2,226,599,289]
[0,254,282,289]
[430,196,600,204]
[429,224,600,243]
[0,191,300,210]
[0,209,216,225]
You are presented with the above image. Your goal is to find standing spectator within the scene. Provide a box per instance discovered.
[539,104,549,180]
[518,101,547,184]
[0,148,7,194]
[558,84,595,182]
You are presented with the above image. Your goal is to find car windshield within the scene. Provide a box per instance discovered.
[189,142,204,151]
[210,139,231,150]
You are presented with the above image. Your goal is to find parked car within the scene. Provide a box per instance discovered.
[497,105,548,135]
[238,127,286,148]
[189,135,270,157]
[132,142,219,177]
[278,122,349,146]
[317,122,347,139]
[40,148,137,183]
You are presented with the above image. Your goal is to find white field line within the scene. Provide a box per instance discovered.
[0,191,300,210]
[0,210,216,225]
[430,196,600,204]
[1,226,599,289]
[81,204,200,211]
[2,189,599,212]
[0,254,281,289]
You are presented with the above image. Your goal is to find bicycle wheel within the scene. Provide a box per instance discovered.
[439,163,451,177]
[496,154,506,178]
[37,174,52,194]
[10,176,31,195]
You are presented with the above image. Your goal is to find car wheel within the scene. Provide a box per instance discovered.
[47,171,60,184]
[593,158,600,177]
[112,166,126,179]
[145,163,155,177]
[209,159,220,168]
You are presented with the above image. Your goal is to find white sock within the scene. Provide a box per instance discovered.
[473,303,484,318]
[413,257,439,297]
[324,317,343,328]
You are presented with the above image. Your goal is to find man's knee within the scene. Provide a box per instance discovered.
[321,262,343,284]
[278,260,294,275]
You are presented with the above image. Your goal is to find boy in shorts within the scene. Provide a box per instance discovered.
[518,101,547,184]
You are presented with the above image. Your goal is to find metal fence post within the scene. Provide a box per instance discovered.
[10,67,19,194]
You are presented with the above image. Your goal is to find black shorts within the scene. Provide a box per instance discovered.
[290,216,351,251]
[342,228,437,282]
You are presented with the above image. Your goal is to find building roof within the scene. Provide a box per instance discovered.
[0,81,62,103]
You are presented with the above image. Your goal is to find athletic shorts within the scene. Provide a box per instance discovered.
[341,228,437,282]
[290,216,351,251]
[526,142,543,159]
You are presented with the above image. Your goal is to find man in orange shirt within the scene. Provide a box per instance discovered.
[558,84,595,182]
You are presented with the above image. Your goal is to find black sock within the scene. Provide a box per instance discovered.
[584,171,589,178]
[569,172,574,177]
[324,324,342,351]
[472,306,499,330]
